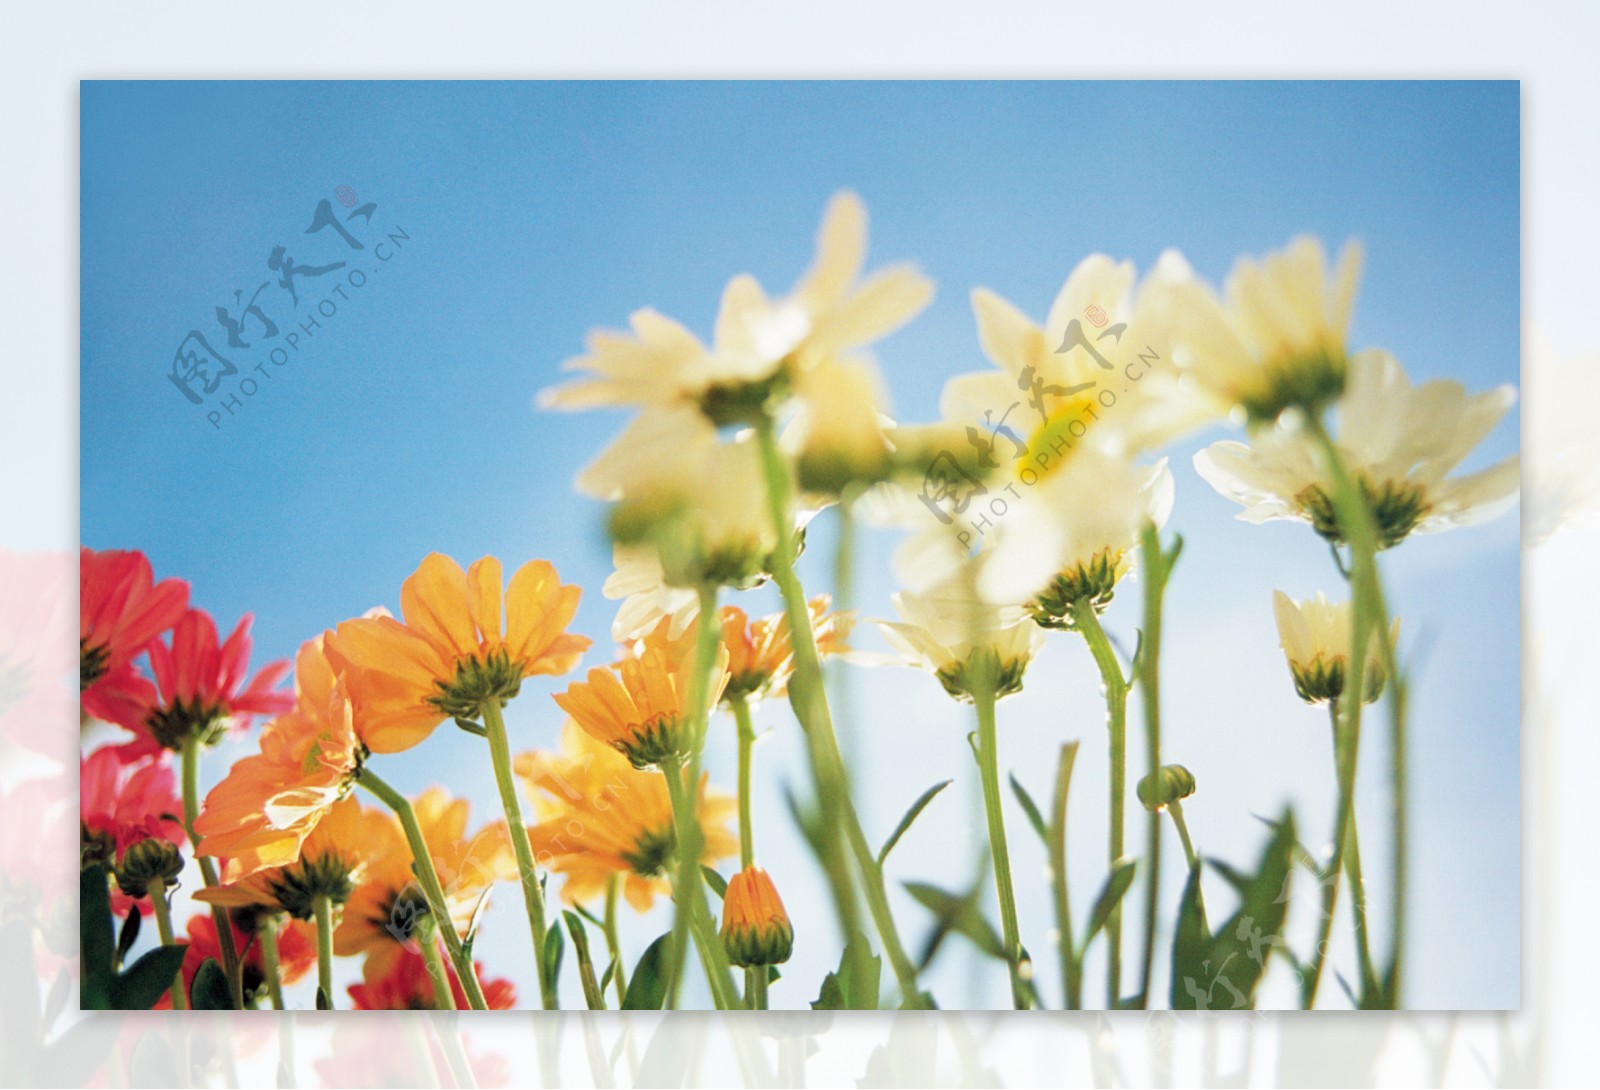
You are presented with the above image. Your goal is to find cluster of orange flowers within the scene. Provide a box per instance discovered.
[82,546,841,1009]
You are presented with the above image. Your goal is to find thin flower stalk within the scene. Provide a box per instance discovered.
[313,894,335,1010]
[149,884,187,1010]
[181,735,244,1008]
[754,413,926,1008]
[973,671,1028,1008]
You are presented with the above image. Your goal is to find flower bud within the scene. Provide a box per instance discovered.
[115,837,184,899]
[1137,764,1196,812]
[721,866,794,968]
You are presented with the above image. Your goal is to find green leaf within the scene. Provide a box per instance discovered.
[316,986,331,1011]
[876,780,953,866]
[110,944,188,1010]
[1169,861,1211,1010]
[115,906,142,969]
[563,911,605,1010]
[701,866,728,900]
[1008,774,1048,845]
[542,921,566,988]
[904,881,1005,961]
[79,866,114,1010]
[189,958,232,1010]
[811,932,882,1010]
[622,933,672,1010]
[1082,858,1138,950]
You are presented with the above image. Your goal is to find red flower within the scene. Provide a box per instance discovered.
[79,549,188,718]
[98,608,293,757]
[156,914,316,1009]
[79,747,186,916]
[348,945,517,1010]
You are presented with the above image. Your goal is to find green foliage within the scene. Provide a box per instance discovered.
[80,865,188,1010]
[811,932,882,1010]
[622,933,672,1010]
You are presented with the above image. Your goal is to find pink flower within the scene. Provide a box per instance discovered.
[79,747,186,915]
[79,548,188,721]
[96,608,293,758]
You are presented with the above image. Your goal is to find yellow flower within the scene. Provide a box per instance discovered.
[878,567,1045,703]
[553,616,729,769]
[719,595,851,707]
[196,796,376,919]
[334,787,516,971]
[1137,236,1362,423]
[720,866,794,968]
[329,553,590,753]
[516,721,737,912]
[1272,590,1398,706]
[194,634,361,881]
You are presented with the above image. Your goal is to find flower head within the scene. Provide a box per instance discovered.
[720,866,794,968]
[543,191,932,427]
[348,945,516,1010]
[719,595,851,707]
[329,554,589,753]
[79,548,188,709]
[197,796,376,919]
[1138,237,1362,424]
[96,607,292,757]
[1195,350,1519,549]
[80,747,186,912]
[553,616,729,769]
[1272,590,1398,706]
[194,634,363,881]
[878,570,1046,703]
[516,721,737,912]
[335,788,515,972]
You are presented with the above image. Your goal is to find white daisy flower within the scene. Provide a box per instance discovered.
[876,568,1046,703]
[1194,349,1519,549]
[1272,590,1398,706]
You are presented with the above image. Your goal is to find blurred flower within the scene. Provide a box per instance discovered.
[543,191,932,427]
[975,449,1173,626]
[329,553,589,753]
[1,549,74,759]
[93,607,291,758]
[1136,764,1197,812]
[347,944,516,1010]
[157,914,316,1009]
[877,569,1046,703]
[787,354,898,497]
[1136,236,1362,424]
[78,548,188,718]
[554,615,729,769]
[602,544,701,642]
[335,788,515,974]
[194,635,362,881]
[79,747,185,914]
[1272,590,1398,706]
[721,866,794,968]
[196,796,374,919]
[719,595,851,707]
[1195,350,1519,549]
[1523,330,1598,546]
[942,257,1214,463]
[517,720,737,911]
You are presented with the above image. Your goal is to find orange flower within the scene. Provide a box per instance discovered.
[719,594,852,706]
[329,553,589,753]
[335,787,516,974]
[720,866,794,967]
[517,721,737,912]
[553,615,728,769]
[196,796,378,919]
[195,634,362,881]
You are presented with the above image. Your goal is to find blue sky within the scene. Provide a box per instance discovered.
[81,81,1520,1010]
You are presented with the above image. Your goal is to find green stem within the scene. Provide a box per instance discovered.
[660,753,740,1011]
[1072,600,1128,1009]
[357,767,490,1010]
[180,734,244,1009]
[313,894,334,1010]
[419,926,458,1010]
[733,695,757,870]
[1135,521,1172,1010]
[975,680,1028,1008]
[1302,702,1354,1007]
[604,875,628,1007]
[480,698,557,1009]
[1049,743,1081,1010]
[754,413,926,1008]
[1167,800,1198,872]
[258,919,286,1011]
[1304,414,1404,1007]
[149,885,187,1010]
[748,965,769,1011]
